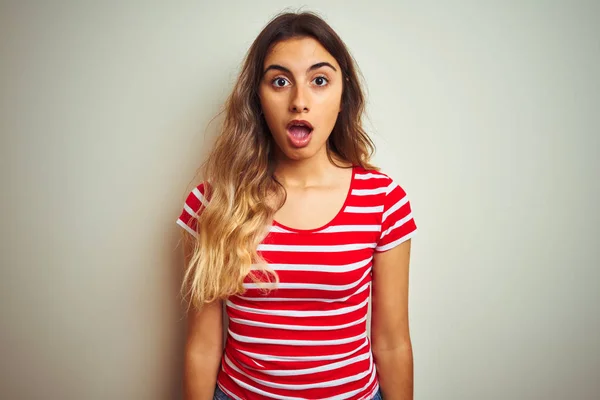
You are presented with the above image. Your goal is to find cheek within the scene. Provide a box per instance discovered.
[260,90,284,116]
[259,92,285,137]
[316,86,343,111]
[314,92,342,124]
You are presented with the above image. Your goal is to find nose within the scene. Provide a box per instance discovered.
[289,85,309,113]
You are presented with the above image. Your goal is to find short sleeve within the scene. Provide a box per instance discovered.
[176,182,209,237]
[375,178,417,252]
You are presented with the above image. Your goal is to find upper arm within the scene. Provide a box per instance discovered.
[183,238,224,357]
[177,183,223,356]
[371,239,412,351]
[371,177,417,350]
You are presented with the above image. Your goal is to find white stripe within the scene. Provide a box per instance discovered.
[228,329,367,346]
[239,352,371,376]
[354,172,388,180]
[242,268,372,292]
[235,338,369,362]
[227,374,305,400]
[225,352,373,390]
[351,187,387,196]
[257,242,376,253]
[318,224,381,233]
[375,229,417,252]
[226,369,377,400]
[238,281,370,302]
[382,195,409,223]
[380,214,414,239]
[192,187,208,206]
[329,365,377,400]
[229,314,367,331]
[183,203,198,218]
[384,180,397,195]
[251,257,371,273]
[358,384,380,400]
[344,205,384,213]
[227,295,369,317]
[176,219,197,237]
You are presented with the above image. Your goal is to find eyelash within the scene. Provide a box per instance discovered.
[271,75,329,88]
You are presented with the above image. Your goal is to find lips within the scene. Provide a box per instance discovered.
[287,119,313,131]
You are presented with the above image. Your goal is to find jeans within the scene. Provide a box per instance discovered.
[372,387,383,400]
[214,385,383,399]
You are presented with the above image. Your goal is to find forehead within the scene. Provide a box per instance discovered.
[264,36,340,70]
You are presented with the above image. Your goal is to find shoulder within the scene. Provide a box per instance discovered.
[354,165,403,195]
[359,168,417,251]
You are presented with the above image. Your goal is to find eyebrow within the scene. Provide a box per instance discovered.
[263,62,338,75]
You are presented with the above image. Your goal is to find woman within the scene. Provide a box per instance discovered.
[177,11,417,400]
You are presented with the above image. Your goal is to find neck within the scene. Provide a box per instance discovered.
[273,145,348,188]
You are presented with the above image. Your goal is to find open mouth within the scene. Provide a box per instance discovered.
[286,120,313,148]
[286,120,313,143]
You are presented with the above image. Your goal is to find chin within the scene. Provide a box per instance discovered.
[287,152,313,161]
[282,145,327,162]
[279,147,310,159]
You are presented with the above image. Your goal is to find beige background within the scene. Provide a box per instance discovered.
[1,1,599,399]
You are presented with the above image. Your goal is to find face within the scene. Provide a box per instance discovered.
[258,36,343,161]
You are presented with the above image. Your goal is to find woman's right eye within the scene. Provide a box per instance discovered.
[272,77,290,88]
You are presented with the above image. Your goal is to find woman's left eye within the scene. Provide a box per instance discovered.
[312,76,329,86]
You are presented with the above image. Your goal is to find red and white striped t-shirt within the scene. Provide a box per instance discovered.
[177,165,417,400]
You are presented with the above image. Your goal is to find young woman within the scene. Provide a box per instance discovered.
[177,11,417,400]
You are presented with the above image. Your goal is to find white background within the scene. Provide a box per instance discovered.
[1,1,598,399]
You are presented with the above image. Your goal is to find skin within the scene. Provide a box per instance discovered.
[258,36,353,230]
[371,240,414,400]
[183,241,223,400]
[258,36,343,164]
[184,36,413,400]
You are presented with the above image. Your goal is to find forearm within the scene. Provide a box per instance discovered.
[184,350,222,400]
[372,342,413,400]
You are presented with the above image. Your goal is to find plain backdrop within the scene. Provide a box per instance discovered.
[1,1,598,399]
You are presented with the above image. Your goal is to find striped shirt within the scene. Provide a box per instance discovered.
[177,165,417,400]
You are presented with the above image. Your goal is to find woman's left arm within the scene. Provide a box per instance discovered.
[371,239,413,400]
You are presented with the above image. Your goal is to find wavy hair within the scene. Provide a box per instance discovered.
[181,11,380,309]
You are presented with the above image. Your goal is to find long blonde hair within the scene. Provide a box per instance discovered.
[181,11,379,309]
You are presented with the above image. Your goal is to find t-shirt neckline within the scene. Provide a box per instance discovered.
[272,165,357,234]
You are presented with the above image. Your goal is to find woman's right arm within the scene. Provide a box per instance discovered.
[183,240,224,400]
